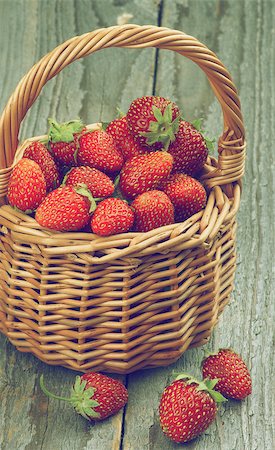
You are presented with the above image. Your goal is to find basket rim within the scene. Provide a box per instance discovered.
[0,123,241,264]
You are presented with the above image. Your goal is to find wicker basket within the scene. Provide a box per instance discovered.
[0,25,245,374]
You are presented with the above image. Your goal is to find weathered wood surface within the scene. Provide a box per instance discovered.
[0,0,274,449]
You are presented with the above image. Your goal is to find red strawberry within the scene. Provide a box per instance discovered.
[126,96,181,150]
[64,166,114,198]
[77,130,123,174]
[159,375,225,444]
[132,190,174,232]
[40,372,128,421]
[119,151,173,199]
[23,141,60,191]
[48,118,85,166]
[91,198,134,236]
[106,116,148,160]
[168,120,209,176]
[8,158,46,212]
[202,349,252,400]
[35,186,94,231]
[161,173,207,222]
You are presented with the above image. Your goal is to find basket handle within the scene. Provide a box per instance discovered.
[0,24,245,188]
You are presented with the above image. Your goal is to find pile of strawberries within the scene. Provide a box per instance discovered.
[40,349,252,444]
[8,96,211,236]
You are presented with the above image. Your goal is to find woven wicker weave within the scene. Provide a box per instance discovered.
[0,24,245,374]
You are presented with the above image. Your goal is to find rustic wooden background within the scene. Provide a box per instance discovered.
[0,0,274,449]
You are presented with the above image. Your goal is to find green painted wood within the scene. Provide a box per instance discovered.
[123,0,275,449]
[0,0,274,449]
[0,1,158,449]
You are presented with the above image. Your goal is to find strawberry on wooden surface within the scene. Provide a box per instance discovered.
[132,190,174,232]
[23,141,60,192]
[91,198,134,236]
[77,129,123,174]
[161,173,207,222]
[202,349,252,400]
[106,116,148,160]
[40,372,128,421]
[7,158,46,212]
[48,118,85,166]
[64,166,115,198]
[159,375,226,444]
[168,120,209,176]
[35,186,94,231]
[126,96,181,150]
[119,151,173,199]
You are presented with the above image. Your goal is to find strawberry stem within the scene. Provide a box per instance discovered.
[116,106,125,118]
[40,375,72,403]
[40,375,101,420]
[61,168,73,186]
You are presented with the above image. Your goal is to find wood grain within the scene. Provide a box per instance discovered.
[0,1,158,449]
[0,0,274,449]
[123,0,275,449]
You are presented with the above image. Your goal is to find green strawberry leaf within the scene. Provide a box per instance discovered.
[204,136,216,152]
[204,378,220,390]
[163,103,173,123]
[171,116,181,135]
[148,121,160,133]
[101,122,109,131]
[191,118,203,132]
[48,118,84,143]
[73,375,86,394]
[175,373,196,381]
[174,373,227,403]
[139,103,180,149]
[208,389,228,403]
[114,174,120,188]
[152,105,164,122]
[190,118,216,153]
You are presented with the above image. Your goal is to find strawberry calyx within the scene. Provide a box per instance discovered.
[141,104,180,150]
[191,118,215,152]
[48,118,84,144]
[174,373,227,403]
[202,347,236,364]
[101,122,109,131]
[74,184,97,213]
[40,375,100,420]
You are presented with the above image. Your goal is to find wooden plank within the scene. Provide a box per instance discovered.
[123,0,275,449]
[0,1,159,449]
